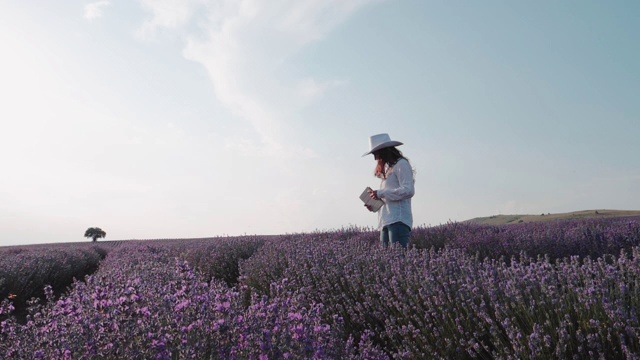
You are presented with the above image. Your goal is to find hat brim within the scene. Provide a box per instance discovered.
[362,141,403,157]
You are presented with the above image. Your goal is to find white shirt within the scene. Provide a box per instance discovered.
[376,158,415,230]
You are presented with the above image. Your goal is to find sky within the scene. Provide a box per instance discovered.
[1,1,639,246]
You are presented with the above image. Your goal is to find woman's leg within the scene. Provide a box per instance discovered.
[388,222,411,248]
[380,226,390,248]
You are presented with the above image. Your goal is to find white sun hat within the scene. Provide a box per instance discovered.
[362,133,403,157]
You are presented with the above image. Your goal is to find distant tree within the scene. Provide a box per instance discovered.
[84,227,106,242]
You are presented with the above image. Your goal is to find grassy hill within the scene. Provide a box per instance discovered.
[463,209,640,225]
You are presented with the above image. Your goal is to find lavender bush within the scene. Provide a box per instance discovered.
[412,217,640,261]
[177,236,265,286]
[241,235,640,358]
[1,240,375,359]
[0,243,108,321]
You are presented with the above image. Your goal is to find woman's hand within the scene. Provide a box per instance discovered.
[368,189,380,200]
[364,204,374,212]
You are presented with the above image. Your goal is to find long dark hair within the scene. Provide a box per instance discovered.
[373,146,406,179]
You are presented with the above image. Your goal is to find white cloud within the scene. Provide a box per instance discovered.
[84,0,111,20]
[135,0,204,40]
[276,0,374,44]
[135,0,378,157]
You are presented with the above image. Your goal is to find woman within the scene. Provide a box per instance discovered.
[363,133,415,248]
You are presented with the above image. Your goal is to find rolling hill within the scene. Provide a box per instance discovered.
[463,209,640,225]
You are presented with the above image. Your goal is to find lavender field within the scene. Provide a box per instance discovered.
[2,217,640,359]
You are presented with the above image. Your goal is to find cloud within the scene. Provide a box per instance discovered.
[136,0,378,156]
[135,0,206,40]
[84,0,111,20]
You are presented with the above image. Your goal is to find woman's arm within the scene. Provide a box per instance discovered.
[376,159,414,201]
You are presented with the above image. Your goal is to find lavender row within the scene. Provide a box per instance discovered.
[240,232,640,358]
[162,236,266,286]
[0,244,108,320]
[1,238,384,359]
[411,217,640,261]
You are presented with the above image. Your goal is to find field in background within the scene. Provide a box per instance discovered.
[464,209,640,225]
[2,215,640,358]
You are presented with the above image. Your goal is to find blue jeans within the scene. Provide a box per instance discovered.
[380,222,411,248]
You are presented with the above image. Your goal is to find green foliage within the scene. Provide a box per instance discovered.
[84,227,106,242]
